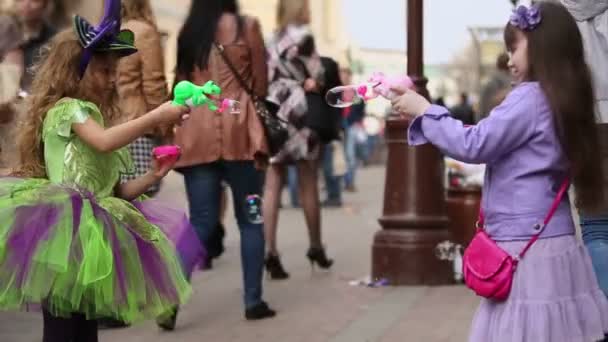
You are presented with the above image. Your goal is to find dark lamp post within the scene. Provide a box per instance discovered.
[371,0,452,285]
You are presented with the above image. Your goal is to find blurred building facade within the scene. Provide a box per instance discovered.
[426,26,506,109]
[9,0,354,83]
[349,47,407,117]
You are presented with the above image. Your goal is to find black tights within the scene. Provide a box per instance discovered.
[42,309,98,342]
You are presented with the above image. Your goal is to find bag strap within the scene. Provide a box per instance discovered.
[214,43,257,100]
[477,178,570,260]
[215,42,289,126]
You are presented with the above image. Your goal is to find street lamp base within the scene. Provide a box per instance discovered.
[371,227,453,285]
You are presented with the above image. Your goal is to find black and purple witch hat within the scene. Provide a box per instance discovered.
[73,0,137,77]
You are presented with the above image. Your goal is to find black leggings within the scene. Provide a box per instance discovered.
[42,309,98,342]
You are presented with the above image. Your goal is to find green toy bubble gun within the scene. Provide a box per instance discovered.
[172,80,222,112]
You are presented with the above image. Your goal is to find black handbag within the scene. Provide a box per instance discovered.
[214,43,288,156]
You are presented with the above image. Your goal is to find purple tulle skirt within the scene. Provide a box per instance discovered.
[133,199,205,277]
[468,235,608,342]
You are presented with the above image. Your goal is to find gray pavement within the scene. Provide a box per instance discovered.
[0,166,479,342]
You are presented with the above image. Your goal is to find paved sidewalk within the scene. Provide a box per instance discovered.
[0,166,479,342]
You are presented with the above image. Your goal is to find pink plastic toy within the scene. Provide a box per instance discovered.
[367,72,414,100]
[216,98,240,114]
[153,145,181,160]
[357,84,370,100]
[325,72,415,108]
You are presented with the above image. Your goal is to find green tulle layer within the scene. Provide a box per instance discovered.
[0,177,191,322]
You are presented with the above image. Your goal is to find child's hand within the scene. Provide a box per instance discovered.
[151,155,178,179]
[303,78,317,92]
[152,101,191,126]
[390,87,431,118]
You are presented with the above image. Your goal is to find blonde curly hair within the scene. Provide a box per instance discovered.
[121,0,157,28]
[276,0,309,32]
[14,29,119,178]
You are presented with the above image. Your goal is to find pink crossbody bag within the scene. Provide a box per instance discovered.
[462,179,570,301]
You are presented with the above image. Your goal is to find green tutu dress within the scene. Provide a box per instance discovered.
[0,98,204,323]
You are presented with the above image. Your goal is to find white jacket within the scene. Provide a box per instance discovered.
[562,0,608,122]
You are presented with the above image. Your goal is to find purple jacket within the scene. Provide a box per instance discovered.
[408,82,575,241]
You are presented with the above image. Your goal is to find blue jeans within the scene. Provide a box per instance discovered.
[344,125,368,188]
[581,215,608,298]
[322,143,342,202]
[182,161,265,309]
[365,134,380,164]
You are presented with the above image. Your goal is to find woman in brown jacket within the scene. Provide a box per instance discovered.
[170,0,275,321]
[116,0,167,196]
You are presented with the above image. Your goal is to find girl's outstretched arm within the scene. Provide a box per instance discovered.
[115,157,174,201]
[394,83,540,165]
[72,101,189,153]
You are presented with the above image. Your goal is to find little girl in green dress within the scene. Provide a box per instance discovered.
[0,2,203,341]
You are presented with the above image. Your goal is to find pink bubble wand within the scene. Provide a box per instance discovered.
[325,72,414,108]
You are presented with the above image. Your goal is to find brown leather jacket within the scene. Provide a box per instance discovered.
[116,20,168,126]
[172,15,268,168]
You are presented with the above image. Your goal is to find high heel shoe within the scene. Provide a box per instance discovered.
[306,247,333,270]
[265,253,289,280]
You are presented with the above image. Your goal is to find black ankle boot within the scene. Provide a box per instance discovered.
[245,301,276,320]
[97,317,130,329]
[265,253,289,280]
[156,306,178,331]
[306,247,333,270]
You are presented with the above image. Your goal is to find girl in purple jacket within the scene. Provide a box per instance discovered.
[392,2,608,341]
